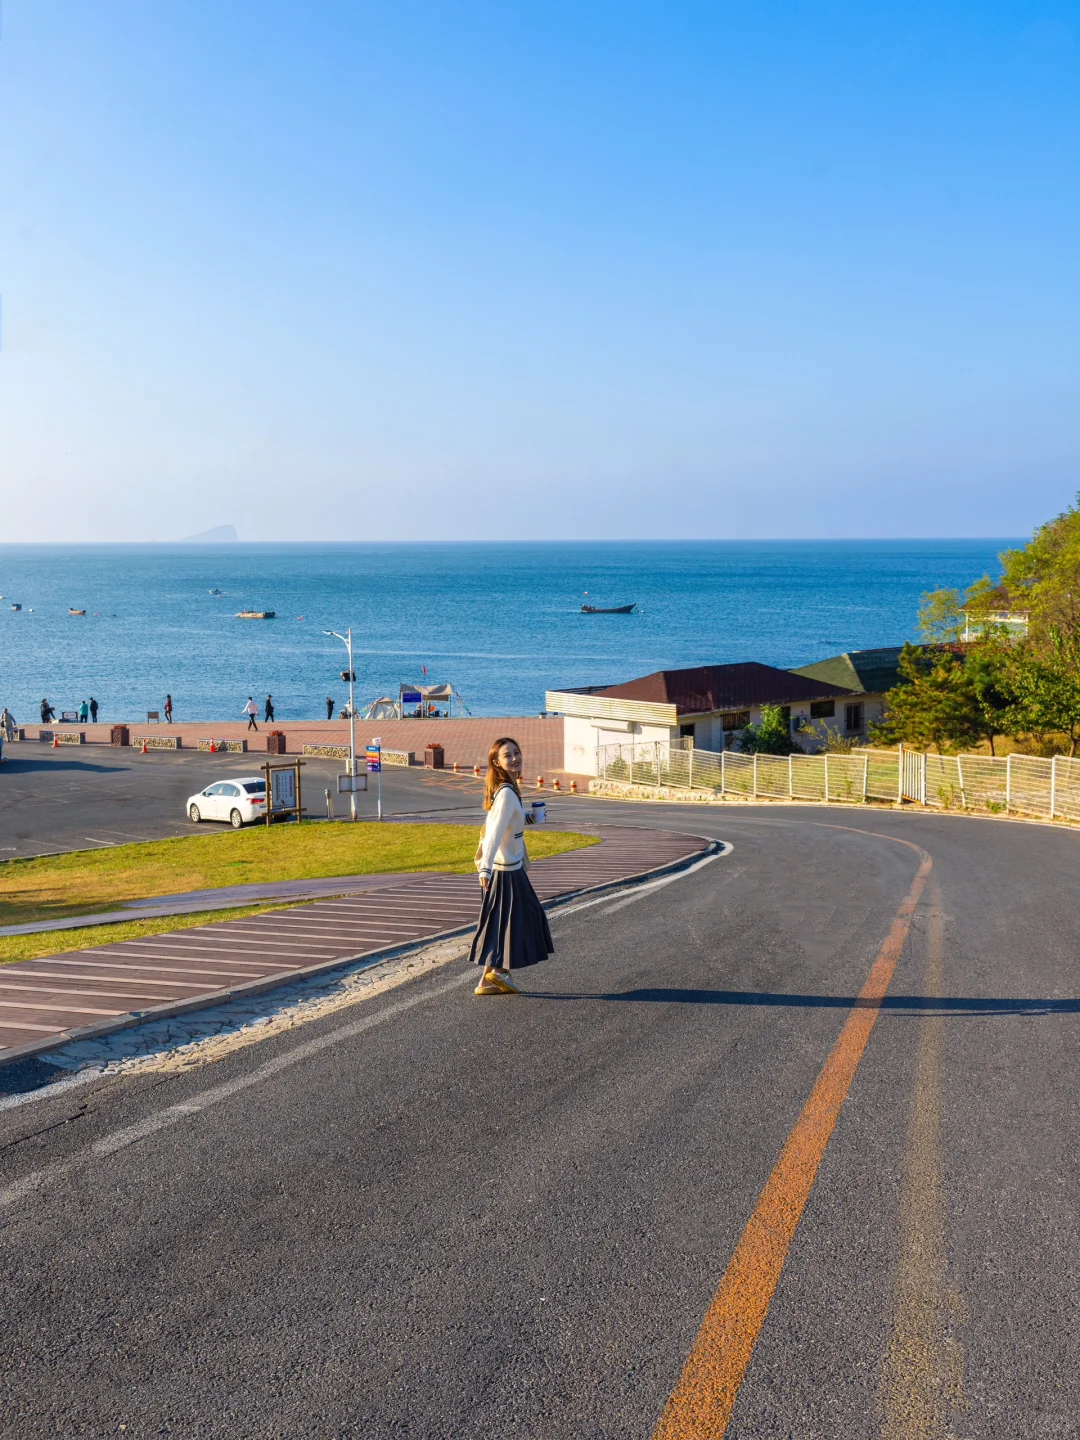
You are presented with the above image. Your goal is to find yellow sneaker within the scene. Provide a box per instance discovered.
[474,970,506,996]
[489,969,523,994]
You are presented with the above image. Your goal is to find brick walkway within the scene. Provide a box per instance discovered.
[0,827,709,1064]
[15,715,570,775]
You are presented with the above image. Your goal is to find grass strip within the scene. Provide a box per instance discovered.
[0,823,598,928]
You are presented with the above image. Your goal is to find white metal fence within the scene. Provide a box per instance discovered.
[595,741,1080,822]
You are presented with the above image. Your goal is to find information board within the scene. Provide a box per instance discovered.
[271,767,297,811]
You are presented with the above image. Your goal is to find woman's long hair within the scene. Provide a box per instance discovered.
[484,736,521,810]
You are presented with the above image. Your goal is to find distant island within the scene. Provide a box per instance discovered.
[181,524,238,542]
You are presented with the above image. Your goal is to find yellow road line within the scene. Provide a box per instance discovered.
[652,847,933,1440]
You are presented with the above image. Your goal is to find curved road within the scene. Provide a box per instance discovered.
[1,797,1078,1438]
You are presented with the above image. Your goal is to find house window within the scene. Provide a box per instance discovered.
[720,711,750,730]
[679,724,695,738]
[810,700,835,719]
[845,702,864,732]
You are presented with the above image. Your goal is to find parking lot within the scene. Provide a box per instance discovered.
[0,747,489,857]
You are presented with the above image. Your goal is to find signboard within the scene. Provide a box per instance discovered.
[271,767,297,811]
[338,773,368,793]
[366,742,382,773]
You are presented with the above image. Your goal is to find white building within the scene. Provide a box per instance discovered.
[546,662,858,776]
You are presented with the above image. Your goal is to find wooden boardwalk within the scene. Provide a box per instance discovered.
[0,827,708,1064]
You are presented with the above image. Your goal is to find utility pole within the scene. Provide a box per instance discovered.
[324,627,359,820]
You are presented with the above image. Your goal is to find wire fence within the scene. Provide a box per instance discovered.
[595,742,1080,822]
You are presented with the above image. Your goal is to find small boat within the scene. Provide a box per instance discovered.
[581,602,636,614]
[69,608,86,616]
[209,588,222,596]
[10,603,21,611]
[235,610,276,620]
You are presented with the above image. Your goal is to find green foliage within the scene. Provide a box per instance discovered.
[872,641,1013,755]
[1008,628,1080,756]
[999,493,1080,644]
[797,719,860,753]
[737,704,800,755]
[918,588,965,643]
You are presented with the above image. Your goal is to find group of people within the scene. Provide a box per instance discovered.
[242,695,276,730]
[38,698,99,724]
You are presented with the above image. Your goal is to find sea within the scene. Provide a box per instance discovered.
[0,540,1019,724]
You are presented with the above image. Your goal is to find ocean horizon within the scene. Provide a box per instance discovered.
[0,539,1020,724]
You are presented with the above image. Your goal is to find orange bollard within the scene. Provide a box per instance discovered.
[473,764,480,777]
[453,761,460,773]
[536,775,544,789]
[552,778,561,792]
[570,779,578,794]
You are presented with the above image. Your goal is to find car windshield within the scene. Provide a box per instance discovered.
[242,781,266,794]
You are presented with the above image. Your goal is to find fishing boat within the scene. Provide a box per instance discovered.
[581,602,636,614]
[235,610,276,619]
[209,588,222,596]
[69,608,87,616]
[10,603,21,611]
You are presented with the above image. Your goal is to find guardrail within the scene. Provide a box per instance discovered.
[595,741,1080,822]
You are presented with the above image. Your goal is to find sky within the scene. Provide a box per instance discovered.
[1,1,1078,542]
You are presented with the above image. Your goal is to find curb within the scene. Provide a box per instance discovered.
[0,835,719,1071]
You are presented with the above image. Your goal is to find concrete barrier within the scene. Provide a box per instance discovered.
[54,732,86,746]
[303,743,351,760]
[198,738,247,753]
[134,735,183,750]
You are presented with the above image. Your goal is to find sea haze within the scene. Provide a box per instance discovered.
[0,540,1017,723]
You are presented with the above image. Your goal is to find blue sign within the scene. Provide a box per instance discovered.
[366,744,381,773]
[402,690,422,704]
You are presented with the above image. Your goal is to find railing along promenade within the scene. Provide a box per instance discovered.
[595,741,1080,822]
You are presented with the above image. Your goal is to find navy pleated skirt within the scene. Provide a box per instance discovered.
[469,867,554,970]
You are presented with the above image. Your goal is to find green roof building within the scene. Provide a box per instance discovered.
[789,647,907,739]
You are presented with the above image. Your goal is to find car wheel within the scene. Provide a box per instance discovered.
[230,808,244,829]
[189,804,201,823]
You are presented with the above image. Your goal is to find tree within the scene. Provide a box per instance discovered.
[873,641,1013,754]
[999,494,1080,643]
[1009,629,1080,756]
[737,704,799,755]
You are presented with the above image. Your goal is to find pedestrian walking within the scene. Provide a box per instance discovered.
[0,708,15,742]
[164,694,174,724]
[326,695,335,720]
[78,699,89,724]
[40,699,55,725]
[264,694,275,723]
[469,736,553,996]
[244,696,259,731]
[88,697,99,723]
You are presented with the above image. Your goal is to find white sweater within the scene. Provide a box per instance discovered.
[475,784,529,879]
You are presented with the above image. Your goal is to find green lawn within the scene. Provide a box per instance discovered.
[0,822,597,930]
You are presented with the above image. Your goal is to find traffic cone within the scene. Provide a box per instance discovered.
[209,740,216,753]
[52,735,58,748]
[141,740,148,754]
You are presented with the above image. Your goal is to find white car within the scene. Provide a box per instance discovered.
[187,776,267,828]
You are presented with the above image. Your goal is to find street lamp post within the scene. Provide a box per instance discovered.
[324,628,358,821]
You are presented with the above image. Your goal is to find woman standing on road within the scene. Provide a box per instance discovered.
[470,736,553,996]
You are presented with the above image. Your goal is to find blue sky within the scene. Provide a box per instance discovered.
[1,1,1078,540]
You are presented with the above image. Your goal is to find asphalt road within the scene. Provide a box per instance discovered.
[0,746,487,856]
[2,798,1079,1437]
